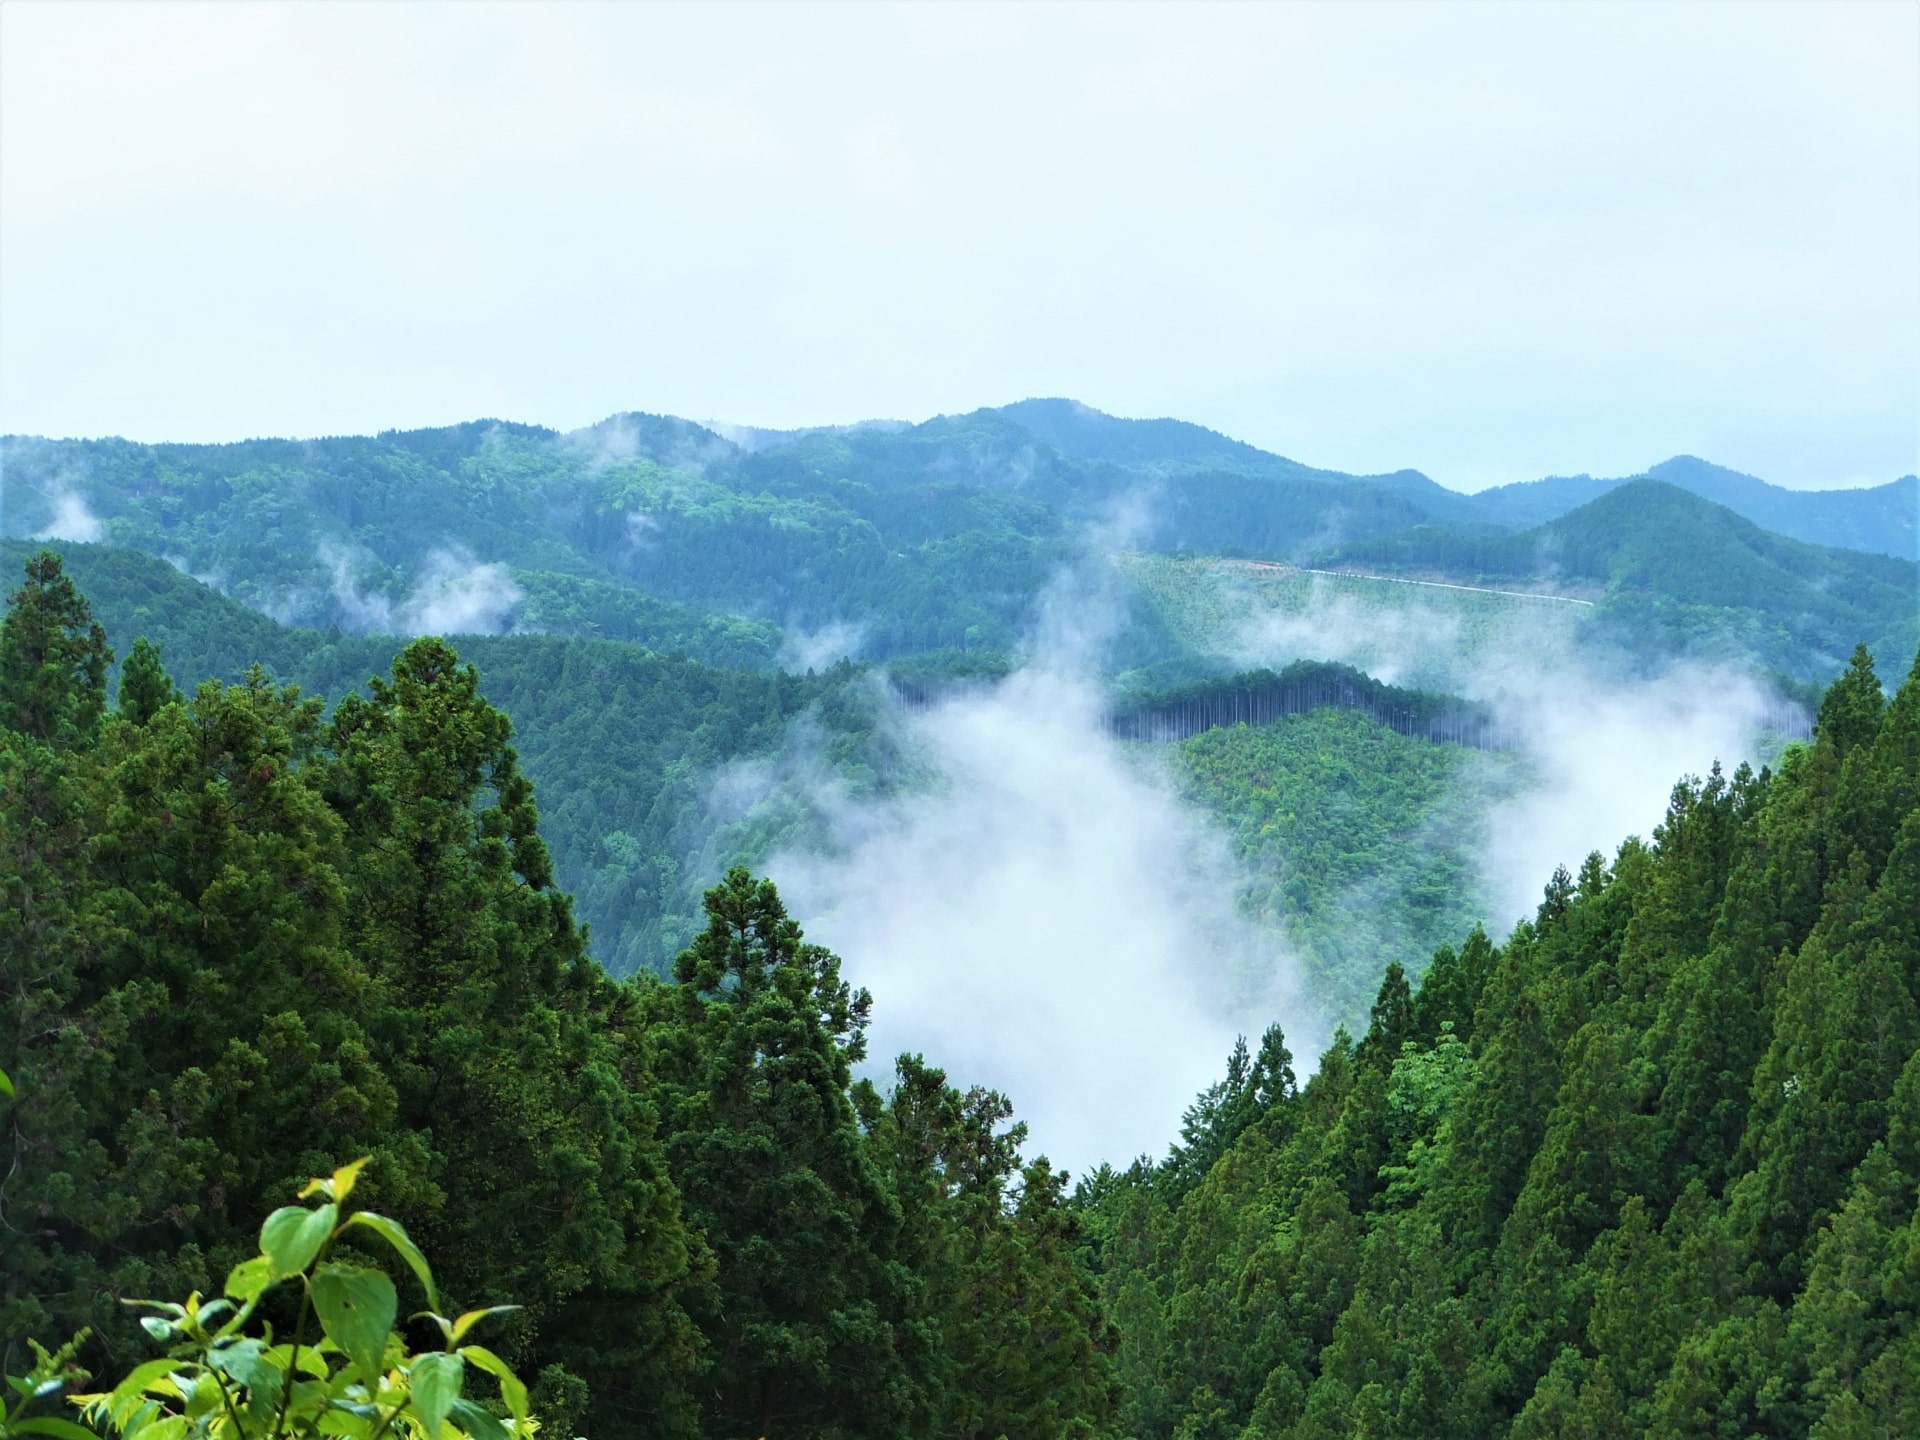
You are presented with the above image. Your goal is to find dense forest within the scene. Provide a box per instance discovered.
[0,540,1509,1016]
[1077,642,1920,1439]
[0,553,1115,1440]
[6,538,1919,1438]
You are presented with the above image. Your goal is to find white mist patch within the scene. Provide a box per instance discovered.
[322,543,523,636]
[34,489,104,543]
[779,619,866,671]
[767,666,1301,1177]
[1169,557,1794,921]
[1481,664,1780,922]
[401,550,523,634]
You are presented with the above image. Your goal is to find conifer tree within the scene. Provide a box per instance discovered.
[648,867,913,1438]
[0,551,110,745]
[115,635,179,724]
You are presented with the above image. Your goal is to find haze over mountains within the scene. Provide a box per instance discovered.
[3,398,1913,687]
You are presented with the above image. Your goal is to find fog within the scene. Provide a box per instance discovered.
[779,619,866,672]
[324,543,524,636]
[720,540,1302,1176]
[33,488,104,544]
[1215,560,1793,926]
[738,546,1795,1175]
[765,666,1299,1177]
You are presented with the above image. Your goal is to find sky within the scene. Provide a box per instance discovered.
[2,1,1916,492]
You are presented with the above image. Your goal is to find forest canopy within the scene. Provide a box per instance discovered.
[4,550,1919,1439]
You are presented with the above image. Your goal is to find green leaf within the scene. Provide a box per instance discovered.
[453,1348,525,1427]
[408,1353,463,1440]
[446,1398,510,1440]
[261,1203,337,1279]
[224,1257,275,1303]
[446,1308,518,1346]
[10,1418,101,1440]
[341,1213,438,1311]
[207,1338,282,1397]
[310,1265,396,1389]
[264,1344,329,1381]
[103,1362,178,1427]
[123,1411,187,1440]
[0,1065,13,1097]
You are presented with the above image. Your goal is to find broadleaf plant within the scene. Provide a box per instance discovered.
[71,1162,531,1440]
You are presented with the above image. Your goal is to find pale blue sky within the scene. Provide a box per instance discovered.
[3,1,1915,491]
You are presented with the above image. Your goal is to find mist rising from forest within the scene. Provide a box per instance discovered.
[757,539,1304,1175]
[1231,587,1784,925]
[321,543,524,636]
[741,508,1792,1172]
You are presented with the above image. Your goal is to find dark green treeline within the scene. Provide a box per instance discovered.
[0,554,1116,1440]
[1077,642,1920,1438]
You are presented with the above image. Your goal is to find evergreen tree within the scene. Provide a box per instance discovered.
[0,551,110,745]
[647,868,914,1438]
[115,635,179,724]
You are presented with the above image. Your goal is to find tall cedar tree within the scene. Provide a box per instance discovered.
[644,868,918,1438]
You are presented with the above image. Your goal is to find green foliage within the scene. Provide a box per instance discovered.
[3,1331,94,1440]
[1,552,111,746]
[115,639,179,727]
[72,1159,534,1440]
[1077,643,1920,1440]
[1172,708,1518,1024]
[1,554,1122,1440]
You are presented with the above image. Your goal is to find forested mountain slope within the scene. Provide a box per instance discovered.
[0,553,1119,1440]
[0,538,866,975]
[6,404,1909,685]
[1471,458,1918,559]
[1078,643,1920,1440]
[7,547,1918,1440]
[0,542,1507,1007]
[1327,480,1919,678]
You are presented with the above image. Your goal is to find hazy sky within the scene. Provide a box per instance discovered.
[3,1,1916,490]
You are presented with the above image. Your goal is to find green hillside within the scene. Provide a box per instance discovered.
[1326,479,1918,678]
[8,539,1919,1440]
[3,541,1506,1013]
[1472,458,1918,559]
[1079,645,1920,1440]
[1115,551,1589,693]
[0,538,857,975]
[1172,708,1518,1023]
[7,408,1909,683]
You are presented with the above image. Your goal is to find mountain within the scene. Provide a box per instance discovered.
[1473,455,1918,559]
[991,396,1488,523]
[4,406,1911,685]
[2,536,1512,1006]
[1328,479,1919,678]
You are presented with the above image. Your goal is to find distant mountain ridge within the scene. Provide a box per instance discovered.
[2,398,1913,684]
[986,398,1918,559]
[1468,455,1917,558]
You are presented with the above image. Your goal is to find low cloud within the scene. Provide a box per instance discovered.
[764,667,1300,1177]
[1478,662,1784,923]
[34,489,104,543]
[322,543,524,636]
[1202,559,1798,925]
[737,515,1304,1176]
[779,619,866,672]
